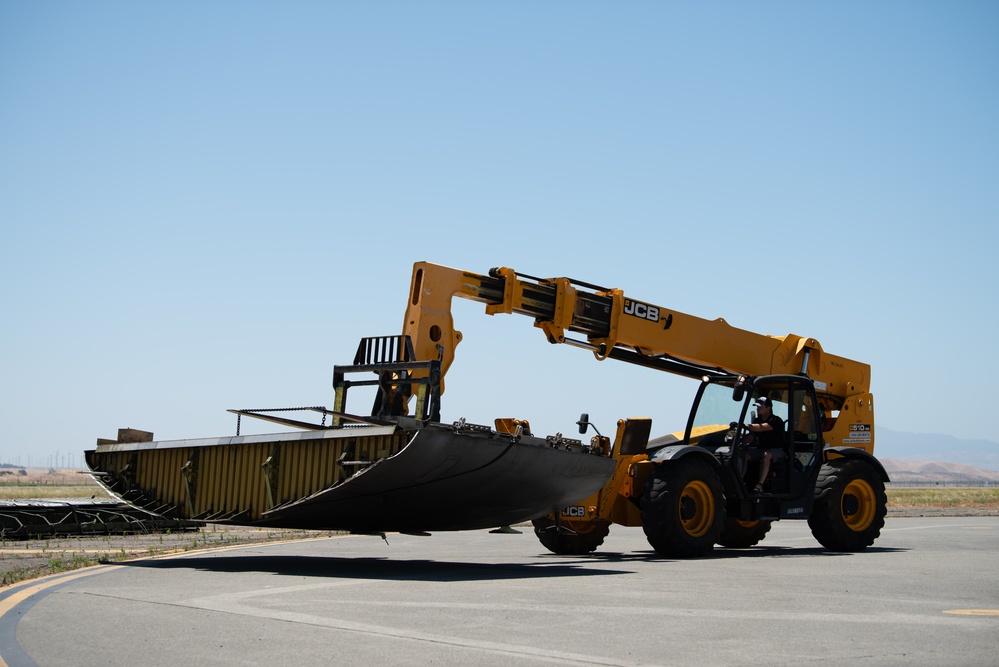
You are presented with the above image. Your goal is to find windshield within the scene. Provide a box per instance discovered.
[690,381,745,437]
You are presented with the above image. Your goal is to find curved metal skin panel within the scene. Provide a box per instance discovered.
[261,428,616,533]
[85,424,616,534]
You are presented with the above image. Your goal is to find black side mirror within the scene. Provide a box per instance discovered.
[733,375,752,402]
[577,413,590,435]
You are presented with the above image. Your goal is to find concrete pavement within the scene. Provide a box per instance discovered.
[1,517,997,666]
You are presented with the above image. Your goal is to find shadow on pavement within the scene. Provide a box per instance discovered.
[117,540,910,582]
[118,553,635,582]
[536,545,909,563]
[705,545,909,559]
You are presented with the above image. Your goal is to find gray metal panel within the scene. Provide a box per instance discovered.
[91,424,399,453]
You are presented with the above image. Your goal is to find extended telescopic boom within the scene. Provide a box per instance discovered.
[394,262,874,450]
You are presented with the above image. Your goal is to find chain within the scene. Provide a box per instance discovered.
[235,406,330,436]
[238,406,329,413]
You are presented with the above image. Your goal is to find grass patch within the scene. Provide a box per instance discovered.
[0,486,109,500]
[887,487,999,508]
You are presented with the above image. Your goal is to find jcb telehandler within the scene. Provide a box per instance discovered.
[384,262,887,557]
[535,372,885,558]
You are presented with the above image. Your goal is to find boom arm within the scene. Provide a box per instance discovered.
[390,262,872,446]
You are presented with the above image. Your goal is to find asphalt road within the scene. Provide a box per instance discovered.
[1,517,997,667]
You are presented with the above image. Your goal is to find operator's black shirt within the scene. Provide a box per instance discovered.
[752,414,785,449]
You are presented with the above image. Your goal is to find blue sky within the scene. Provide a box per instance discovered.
[2,2,997,468]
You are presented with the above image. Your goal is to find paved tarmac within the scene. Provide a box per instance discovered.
[1,517,997,666]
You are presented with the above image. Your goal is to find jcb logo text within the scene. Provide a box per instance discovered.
[624,299,660,322]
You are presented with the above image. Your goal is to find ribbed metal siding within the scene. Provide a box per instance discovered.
[91,432,409,522]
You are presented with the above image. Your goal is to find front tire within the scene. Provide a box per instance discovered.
[532,516,610,555]
[641,458,724,558]
[808,459,887,551]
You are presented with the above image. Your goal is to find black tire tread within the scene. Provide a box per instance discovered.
[532,517,610,555]
[640,458,724,558]
[808,459,887,551]
[717,518,773,548]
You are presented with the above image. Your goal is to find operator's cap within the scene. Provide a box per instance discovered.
[754,396,773,407]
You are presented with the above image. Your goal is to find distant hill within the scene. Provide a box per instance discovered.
[874,427,999,472]
[879,458,999,484]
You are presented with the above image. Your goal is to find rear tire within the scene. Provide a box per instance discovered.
[532,516,610,555]
[808,459,887,551]
[717,518,773,548]
[641,458,723,558]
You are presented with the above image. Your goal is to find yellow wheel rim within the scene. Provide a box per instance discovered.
[678,480,714,538]
[563,520,601,536]
[841,479,876,532]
